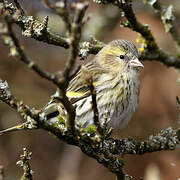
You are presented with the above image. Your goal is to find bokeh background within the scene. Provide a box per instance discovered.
[0,0,180,179]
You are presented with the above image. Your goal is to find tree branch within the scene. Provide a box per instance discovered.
[143,0,180,49]
[0,79,38,135]
[81,66,105,136]
[55,2,89,134]
[94,0,180,69]
[0,79,179,178]
[1,0,70,47]
[1,0,180,69]
[42,0,72,34]
[0,21,62,86]
[103,127,180,155]
[16,148,33,180]
[0,1,180,179]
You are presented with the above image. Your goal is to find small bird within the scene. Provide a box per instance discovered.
[42,40,143,131]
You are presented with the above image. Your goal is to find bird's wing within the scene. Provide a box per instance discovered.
[42,61,107,120]
[67,61,107,104]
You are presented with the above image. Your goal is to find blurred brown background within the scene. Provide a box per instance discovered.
[0,0,180,179]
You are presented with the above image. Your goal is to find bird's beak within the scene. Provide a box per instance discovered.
[129,58,144,68]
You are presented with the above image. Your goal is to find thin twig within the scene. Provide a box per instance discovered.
[62,2,89,81]
[103,127,180,155]
[1,0,180,69]
[16,148,33,180]
[0,21,63,87]
[13,0,25,15]
[0,80,179,176]
[143,0,180,49]
[79,137,127,179]
[1,1,180,178]
[42,0,71,33]
[81,66,104,136]
[0,79,38,132]
[94,0,180,69]
[95,0,158,51]
[61,2,89,134]
[0,80,35,118]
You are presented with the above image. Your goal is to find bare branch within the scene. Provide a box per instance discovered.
[63,2,89,82]
[143,0,180,49]
[42,0,71,33]
[0,79,38,131]
[93,0,180,69]
[81,66,104,136]
[1,1,180,179]
[80,142,127,179]
[103,127,180,155]
[16,148,33,180]
[0,79,179,177]
[94,0,158,51]
[13,0,25,15]
[140,49,180,68]
[58,2,89,134]
[0,21,62,86]
[1,0,180,70]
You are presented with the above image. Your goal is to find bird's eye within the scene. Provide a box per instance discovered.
[119,55,125,59]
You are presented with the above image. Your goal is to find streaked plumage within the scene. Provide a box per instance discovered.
[42,40,143,131]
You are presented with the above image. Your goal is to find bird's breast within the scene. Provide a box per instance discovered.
[96,70,140,129]
[74,70,140,130]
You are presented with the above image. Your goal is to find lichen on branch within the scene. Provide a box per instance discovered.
[0,0,180,179]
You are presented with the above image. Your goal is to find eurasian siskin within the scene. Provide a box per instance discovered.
[42,40,144,131]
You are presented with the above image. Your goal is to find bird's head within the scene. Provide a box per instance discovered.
[96,40,144,73]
